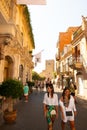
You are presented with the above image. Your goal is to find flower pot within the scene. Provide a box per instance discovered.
[3,110,17,124]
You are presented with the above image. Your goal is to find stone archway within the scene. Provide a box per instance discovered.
[4,56,14,80]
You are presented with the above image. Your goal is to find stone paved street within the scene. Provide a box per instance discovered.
[0,88,87,130]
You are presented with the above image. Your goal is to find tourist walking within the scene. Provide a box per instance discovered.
[46,78,51,89]
[43,83,58,130]
[59,87,77,130]
[23,83,29,102]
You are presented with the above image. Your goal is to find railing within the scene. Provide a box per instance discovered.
[68,55,83,69]
[68,54,87,73]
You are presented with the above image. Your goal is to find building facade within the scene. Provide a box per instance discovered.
[0,0,35,84]
[56,16,87,98]
[40,59,55,80]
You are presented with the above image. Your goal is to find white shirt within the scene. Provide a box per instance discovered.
[59,95,76,122]
[43,93,58,106]
[59,95,76,111]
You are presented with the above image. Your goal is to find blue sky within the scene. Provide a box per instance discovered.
[28,0,87,73]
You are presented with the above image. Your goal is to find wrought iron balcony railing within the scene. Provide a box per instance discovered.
[68,56,83,70]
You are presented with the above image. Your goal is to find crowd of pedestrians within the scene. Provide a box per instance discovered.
[22,78,77,130]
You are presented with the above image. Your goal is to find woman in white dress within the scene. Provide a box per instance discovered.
[59,87,77,130]
[43,83,58,130]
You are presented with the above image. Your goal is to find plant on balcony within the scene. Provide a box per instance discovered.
[20,5,35,49]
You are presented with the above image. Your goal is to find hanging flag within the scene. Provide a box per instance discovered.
[17,0,46,5]
[34,49,44,66]
[34,52,41,63]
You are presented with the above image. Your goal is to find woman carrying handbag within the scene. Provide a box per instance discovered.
[43,83,58,130]
[59,87,77,130]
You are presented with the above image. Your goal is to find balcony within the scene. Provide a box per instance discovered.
[68,56,83,70]
[0,24,23,45]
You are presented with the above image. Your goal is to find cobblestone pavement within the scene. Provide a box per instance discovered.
[0,87,87,130]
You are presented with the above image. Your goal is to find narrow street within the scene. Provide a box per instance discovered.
[0,88,87,130]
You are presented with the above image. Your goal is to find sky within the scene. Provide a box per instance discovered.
[28,0,87,73]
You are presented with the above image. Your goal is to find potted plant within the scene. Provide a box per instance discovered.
[0,79,23,123]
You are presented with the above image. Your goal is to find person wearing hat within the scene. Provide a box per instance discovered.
[43,83,58,130]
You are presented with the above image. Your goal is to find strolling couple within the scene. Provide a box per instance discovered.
[43,84,77,130]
